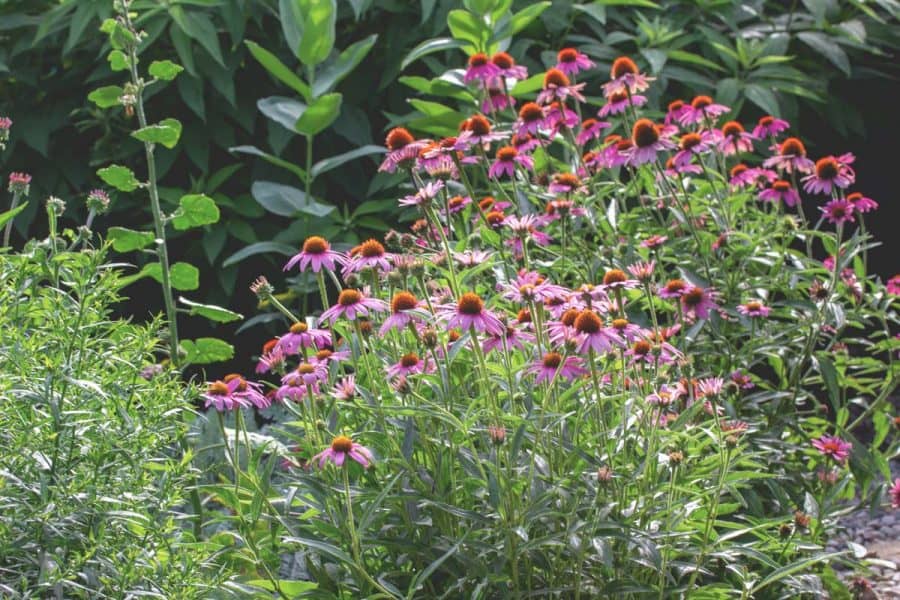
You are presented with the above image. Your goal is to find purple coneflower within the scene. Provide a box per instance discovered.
[285,236,346,273]
[803,154,856,195]
[820,199,855,226]
[679,95,730,126]
[574,310,619,355]
[379,127,429,173]
[697,377,725,397]
[489,146,533,179]
[8,172,31,195]
[310,347,351,366]
[544,101,579,133]
[890,478,900,509]
[491,52,528,80]
[343,239,393,275]
[455,114,507,150]
[313,435,374,468]
[846,191,878,214]
[603,56,653,96]
[528,351,588,384]
[555,47,594,76]
[658,278,689,300]
[464,52,501,84]
[203,375,267,411]
[886,274,900,296]
[548,172,584,195]
[730,370,754,389]
[664,100,690,125]
[387,352,434,378]
[255,338,285,374]
[681,286,718,319]
[438,292,504,336]
[737,300,771,318]
[812,434,852,463]
[763,137,814,174]
[332,376,356,401]
[576,118,610,145]
[716,121,756,155]
[514,102,547,137]
[626,119,675,166]
[319,288,387,323]
[599,90,647,118]
[399,180,444,209]
[536,69,586,105]
[758,180,800,207]
[380,291,426,335]
[646,384,682,406]
[276,321,331,355]
[752,115,790,139]
[672,132,712,169]
[482,87,514,113]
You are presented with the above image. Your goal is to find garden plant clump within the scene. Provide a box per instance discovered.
[1,2,899,599]
[202,45,898,598]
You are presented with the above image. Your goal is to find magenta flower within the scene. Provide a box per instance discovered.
[319,288,387,324]
[489,146,533,179]
[276,365,325,401]
[680,286,719,319]
[380,291,426,335]
[379,127,430,173]
[276,321,331,355]
[658,279,689,300]
[313,435,374,468]
[664,100,690,125]
[737,300,771,318]
[528,352,588,384]
[481,323,535,354]
[679,95,730,126]
[820,199,855,226]
[646,384,683,406]
[627,119,675,167]
[387,352,434,378]
[730,165,777,189]
[555,47,595,76]
[514,102,547,137]
[8,172,31,195]
[399,180,444,209]
[202,375,268,411]
[536,69,586,105]
[758,180,800,207]
[455,114,507,150]
[544,102,580,133]
[464,52,501,84]
[437,292,505,337]
[890,478,900,509]
[491,52,528,80]
[763,137,815,174]
[847,192,878,214]
[603,56,654,96]
[803,154,856,195]
[730,370,754,389]
[285,236,347,274]
[672,132,713,169]
[697,377,725,397]
[343,239,394,275]
[255,339,285,374]
[0,116,11,150]
[576,118,611,145]
[574,310,619,355]
[752,115,790,139]
[548,172,585,195]
[332,375,357,401]
[482,87,515,113]
[715,121,756,156]
[599,91,647,118]
[812,434,852,463]
[886,274,900,296]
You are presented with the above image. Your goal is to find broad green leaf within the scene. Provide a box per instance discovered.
[251,181,336,217]
[509,2,551,35]
[668,49,726,72]
[229,145,307,180]
[245,41,311,100]
[312,34,377,98]
[248,580,318,594]
[295,93,341,136]
[744,84,780,117]
[107,227,156,252]
[222,241,297,268]
[97,165,140,192]
[88,85,123,109]
[182,337,234,364]
[595,0,659,7]
[509,73,544,96]
[572,3,606,24]
[401,37,465,70]
[311,145,385,178]
[131,118,183,149]
[172,194,219,230]
[169,6,224,67]
[279,0,303,57]
[108,49,129,71]
[447,10,488,52]
[297,0,337,66]
[797,31,851,76]
[148,59,184,81]
[257,96,306,133]
[179,297,243,323]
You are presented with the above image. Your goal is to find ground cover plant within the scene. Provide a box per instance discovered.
[195,28,899,600]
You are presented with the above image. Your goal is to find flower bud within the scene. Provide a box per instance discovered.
[86,189,111,214]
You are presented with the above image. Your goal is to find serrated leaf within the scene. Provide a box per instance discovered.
[149,59,184,81]
[179,297,242,323]
[97,165,140,192]
[107,227,156,252]
[88,85,124,108]
[182,337,234,364]
[172,194,219,230]
[131,118,182,149]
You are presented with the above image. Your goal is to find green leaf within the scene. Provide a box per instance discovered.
[131,118,183,149]
[257,96,306,133]
[182,337,234,364]
[158,262,199,291]
[595,0,659,7]
[447,9,489,52]
[229,145,307,180]
[311,145,385,178]
[97,165,140,192]
[148,60,184,81]
[509,73,544,96]
[797,31,851,76]
[312,34,377,98]
[509,2,551,35]
[668,49,725,72]
[572,3,606,24]
[401,37,465,70]
[245,41,311,100]
[108,49,129,71]
[179,297,243,323]
[818,354,841,414]
[297,0,337,66]
[169,6,224,67]
[295,92,341,136]
[222,241,297,268]
[744,84,780,117]
[107,227,156,252]
[0,202,28,232]
[88,85,123,109]
[248,580,318,595]
[251,181,336,217]
[172,194,219,230]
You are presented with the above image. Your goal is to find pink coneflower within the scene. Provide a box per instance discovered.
[502,271,567,304]
[664,100,690,125]
[730,370,754,389]
[482,322,535,354]
[812,434,852,463]
[548,172,584,195]
[399,180,444,208]
[574,310,619,355]
[729,164,777,189]
[681,286,718,319]
[679,95,730,126]
[445,194,472,215]
[602,269,639,292]
[672,132,712,169]
[846,192,878,214]
[752,115,790,139]
[489,146,533,179]
[512,133,540,153]
[453,249,491,267]
[255,338,285,374]
[544,101,579,133]
[697,377,725,398]
[541,198,586,224]
[763,137,815,174]
[438,292,504,336]
[536,69,586,105]
[609,318,643,344]
[417,141,460,179]
[716,121,756,155]
[313,435,374,468]
[277,321,331,355]
[626,339,679,365]
[379,127,429,173]
[646,384,683,406]
[387,352,434,378]
[7,172,31,195]
[658,278,688,299]
[603,56,653,96]
[758,180,800,207]
[890,478,900,508]
[319,288,387,323]
[504,215,551,254]
[576,118,611,145]
[528,351,588,384]
[276,364,326,401]
[456,114,507,150]
[737,300,771,318]
[285,236,347,273]
[803,154,856,195]
[555,47,595,76]
[491,52,528,80]
[482,87,515,113]
[887,274,900,295]
[203,375,267,411]
[310,347,351,366]
[599,90,647,118]
[514,102,547,136]
[820,199,855,226]
[0,116,11,133]
[641,234,668,250]
[464,52,501,84]
[332,375,356,401]
[627,119,675,166]
[380,291,425,335]
[343,239,393,275]
[627,260,656,283]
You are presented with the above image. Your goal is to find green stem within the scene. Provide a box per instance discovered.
[2,191,21,247]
